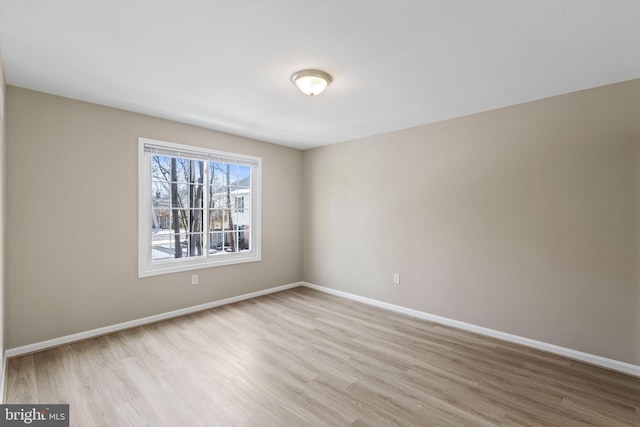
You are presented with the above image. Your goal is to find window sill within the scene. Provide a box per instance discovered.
[138,253,261,278]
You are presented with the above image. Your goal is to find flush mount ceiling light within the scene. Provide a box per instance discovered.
[291,69,332,96]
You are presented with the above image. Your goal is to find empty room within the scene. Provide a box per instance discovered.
[0,1,639,426]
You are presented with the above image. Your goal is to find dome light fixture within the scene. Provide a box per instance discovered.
[291,69,332,96]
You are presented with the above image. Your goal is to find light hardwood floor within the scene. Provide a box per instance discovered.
[5,287,640,426]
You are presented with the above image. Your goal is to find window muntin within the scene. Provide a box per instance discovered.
[139,138,261,277]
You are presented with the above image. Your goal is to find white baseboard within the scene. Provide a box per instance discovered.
[302,282,640,378]
[5,282,303,358]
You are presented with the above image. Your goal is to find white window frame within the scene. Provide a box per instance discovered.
[138,137,262,278]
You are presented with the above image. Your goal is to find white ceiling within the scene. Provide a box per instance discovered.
[1,1,639,150]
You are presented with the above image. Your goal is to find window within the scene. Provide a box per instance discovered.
[138,138,261,277]
[235,196,244,212]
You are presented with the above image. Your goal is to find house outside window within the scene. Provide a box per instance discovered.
[235,196,245,212]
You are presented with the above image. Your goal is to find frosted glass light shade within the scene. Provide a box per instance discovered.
[291,69,332,96]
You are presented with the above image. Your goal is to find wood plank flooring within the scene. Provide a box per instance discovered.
[5,287,640,426]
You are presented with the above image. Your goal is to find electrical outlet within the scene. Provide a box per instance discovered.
[191,274,198,285]
[393,273,400,284]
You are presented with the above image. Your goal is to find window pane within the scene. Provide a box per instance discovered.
[189,209,204,231]
[210,162,224,190]
[174,233,186,258]
[176,209,204,233]
[223,231,237,252]
[191,160,204,182]
[209,192,224,209]
[229,210,239,231]
[234,196,244,212]
[238,225,250,251]
[152,179,169,196]
[174,159,189,183]
[209,209,224,231]
[184,233,204,257]
[209,231,223,254]
[169,233,202,258]
[172,208,189,233]
[151,155,172,182]
[227,164,239,188]
[238,166,251,188]
[152,230,173,260]
[193,184,204,209]
[152,208,171,231]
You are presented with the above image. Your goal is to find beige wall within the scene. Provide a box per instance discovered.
[302,79,640,365]
[5,79,640,367]
[6,87,303,348]
[0,50,6,367]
